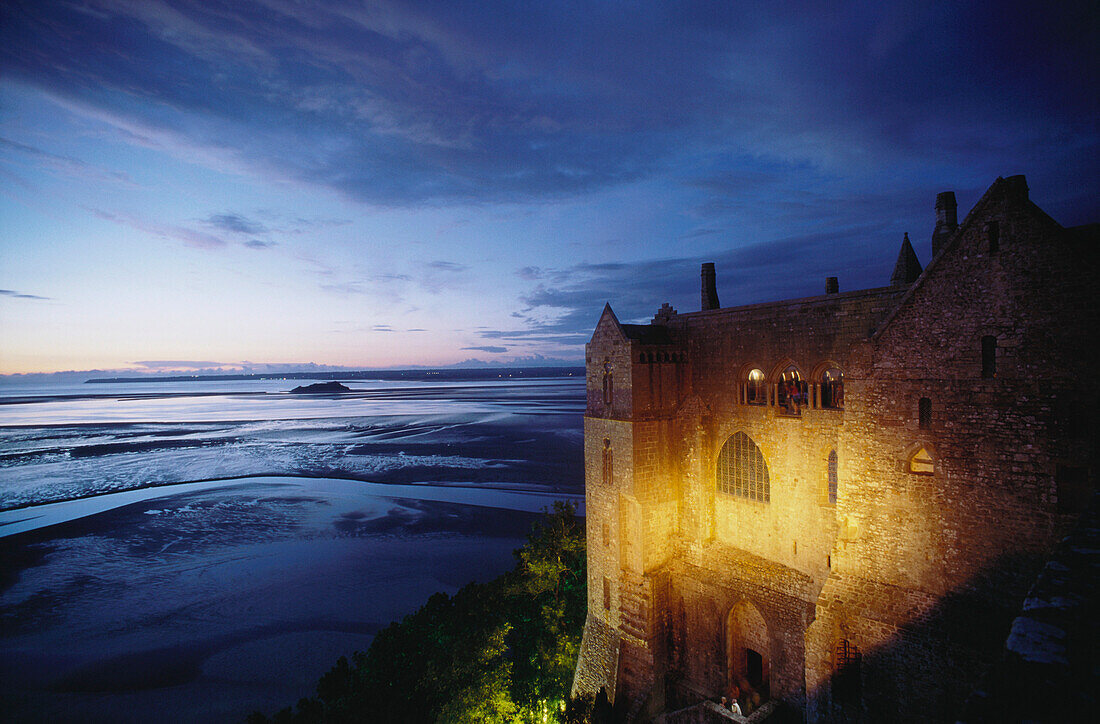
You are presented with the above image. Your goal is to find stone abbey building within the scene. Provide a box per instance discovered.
[571,176,1097,721]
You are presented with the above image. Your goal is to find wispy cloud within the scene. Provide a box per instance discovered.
[89,207,228,250]
[426,261,468,273]
[0,288,51,301]
[204,212,268,236]
[0,136,135,187]
[461,345,507,354]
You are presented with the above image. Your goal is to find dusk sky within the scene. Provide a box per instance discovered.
[1,1,1096,375]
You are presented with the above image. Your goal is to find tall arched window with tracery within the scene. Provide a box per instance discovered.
[717,432,770,503]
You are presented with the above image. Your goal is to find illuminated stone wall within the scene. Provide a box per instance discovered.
[573,176,1098,722]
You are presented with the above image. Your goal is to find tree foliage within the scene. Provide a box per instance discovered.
[251,501,587,724]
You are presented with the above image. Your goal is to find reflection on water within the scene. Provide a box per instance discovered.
[0,377,584,722]
[0,377,584,510]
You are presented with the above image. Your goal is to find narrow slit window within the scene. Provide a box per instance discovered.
[987,220,1000,253]
[827,450,838,504]
[919,397,932,430]
[981,336,996,379]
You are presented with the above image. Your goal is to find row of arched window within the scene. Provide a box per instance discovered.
[742,364,844,414]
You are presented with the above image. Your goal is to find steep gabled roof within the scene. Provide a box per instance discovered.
[591,303,673,345]
[873,175,1061,341]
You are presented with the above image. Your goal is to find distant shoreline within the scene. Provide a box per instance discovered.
[84,366,584,384]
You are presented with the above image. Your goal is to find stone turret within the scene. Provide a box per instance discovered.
[932,191,958,257]
[701,262,720,311]
[890,232,923,286]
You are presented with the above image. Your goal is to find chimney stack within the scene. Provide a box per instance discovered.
[701,263,720,311]
[932,191,958,258]
[825,277,839,294]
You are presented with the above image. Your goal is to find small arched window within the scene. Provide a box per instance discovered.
[822,367,844,409]
[778,365,807,415]
[918,397,932,429]
[981,336,996,379]
[602,361,614,406]
[717,432,770,502]
[909,447,934,475]
[827,450,838,504]
[746,368,766,405]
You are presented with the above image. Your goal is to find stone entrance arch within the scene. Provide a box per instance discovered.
[726,599,770,701]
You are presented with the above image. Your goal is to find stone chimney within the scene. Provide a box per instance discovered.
[825,277,839,294]
[932,191,958,258]
[1002,174,1029,206]
[701,263,720,311]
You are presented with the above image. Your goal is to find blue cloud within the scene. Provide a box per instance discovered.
[2,1,1093,214]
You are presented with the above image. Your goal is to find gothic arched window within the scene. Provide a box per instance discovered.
[822,367,844,409]
[746,368,766,405]
[717,432,770,503]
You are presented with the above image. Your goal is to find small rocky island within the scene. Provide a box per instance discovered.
[289,381,352,394]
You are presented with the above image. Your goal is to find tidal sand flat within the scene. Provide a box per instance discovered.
[0,376,583,722]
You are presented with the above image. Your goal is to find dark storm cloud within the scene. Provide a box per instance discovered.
[2,1,1094,213]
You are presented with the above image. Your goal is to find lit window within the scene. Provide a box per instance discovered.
[778,365,806,415]
[717,432,770,502]
[746,368,766,405]
[909,447,934,475]
[827,450,838,504]
[822,367,844,409]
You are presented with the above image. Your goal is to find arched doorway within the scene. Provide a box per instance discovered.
[726,600,770,709]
